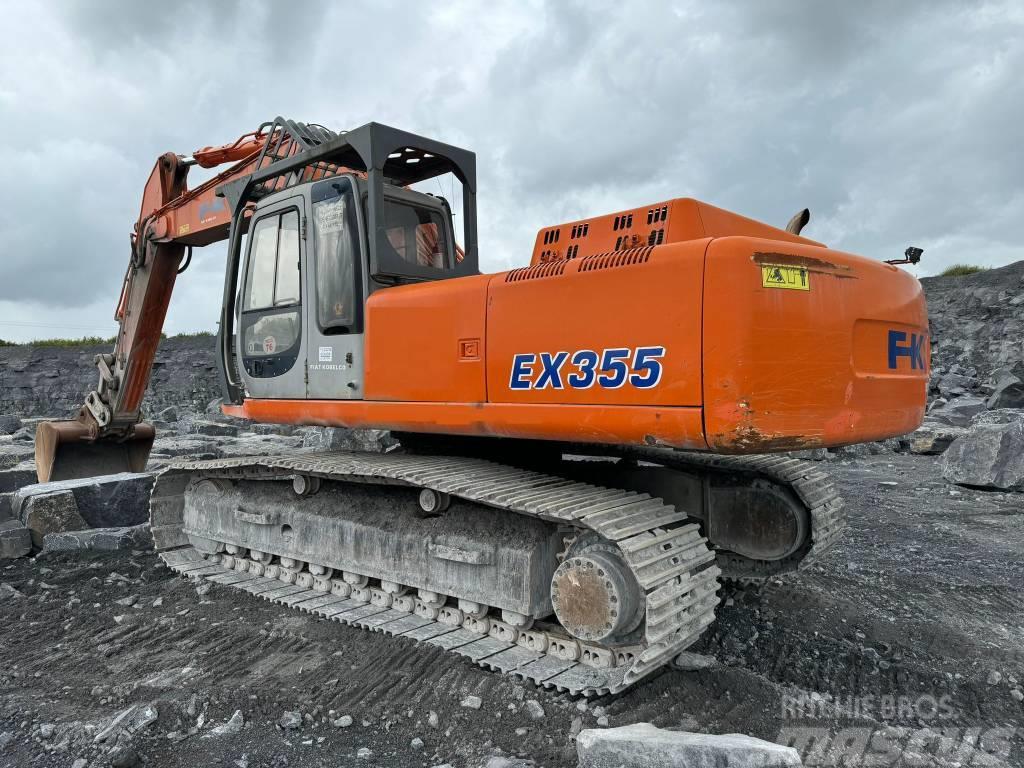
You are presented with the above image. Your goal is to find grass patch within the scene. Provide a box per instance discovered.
[939,264,988,277]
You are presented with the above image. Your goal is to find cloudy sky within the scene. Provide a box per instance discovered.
[0,1,1021,342]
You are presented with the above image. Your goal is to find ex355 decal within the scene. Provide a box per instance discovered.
[509,346,666,391]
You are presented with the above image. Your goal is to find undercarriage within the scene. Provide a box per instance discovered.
[150,445,844,696]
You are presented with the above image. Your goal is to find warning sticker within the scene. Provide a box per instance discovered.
[761,264,810,291]
[318,346,333,363]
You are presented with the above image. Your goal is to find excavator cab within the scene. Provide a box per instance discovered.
[233,174,462,401]
[215,121,480,409]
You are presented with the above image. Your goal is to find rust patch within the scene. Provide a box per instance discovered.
[717,423,825,453]
[752,251,856,278]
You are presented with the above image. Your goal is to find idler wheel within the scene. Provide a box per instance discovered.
[550,545,644,644]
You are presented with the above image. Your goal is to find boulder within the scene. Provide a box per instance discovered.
[577,723,801,768]
[151,437,221,458]
[216,435,305,458]
[986,371,1024,409]
[0,414,22,435]
[0,519,32,559]
[785,448,831,461]
[942,413,1024,491]
[936,371,977,397]
[13,473,155,529]
[187,420,239,438]
[18,489,88,548]
[898,418,967,455]
[0,466,38,494]
[301,427,397,453]
[154,406,180,423]
[43,524,152,553]
[0,443,35,470]
[928,395,989,427]
[249,423,296,437]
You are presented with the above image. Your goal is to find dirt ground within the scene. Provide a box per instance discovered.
[1,453,1021,768]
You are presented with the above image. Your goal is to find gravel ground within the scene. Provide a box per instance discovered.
[1,453,1021,767]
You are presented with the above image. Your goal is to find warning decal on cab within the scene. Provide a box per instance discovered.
[761,264,810,291]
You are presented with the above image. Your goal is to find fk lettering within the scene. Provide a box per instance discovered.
[887,330,926,370]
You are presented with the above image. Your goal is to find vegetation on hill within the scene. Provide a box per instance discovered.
[939,264,988,277]
[0,331,214,348]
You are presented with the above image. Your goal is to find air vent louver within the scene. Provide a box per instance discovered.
[578,246,654,273]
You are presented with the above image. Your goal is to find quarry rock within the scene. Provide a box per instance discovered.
[0,443,34,470]
[13,472,155,528]
[0,466,37,494]
[301,426,397,453]
[43,524,152,553]
[215,435,305,458]
[898,418,967,455]
[921,261,1024,387]
[151,437,221,458]
[935,371,977,397]
[0,336,220,418]
[0,519,32,559]
[986,370,1024,409]
[154,406,179,422]
[0,414,22,435]
[927,395,988,427]
[942,412,1024,491]
[18,489,87,548]
[187,419,239,438]
[577,723,802,768]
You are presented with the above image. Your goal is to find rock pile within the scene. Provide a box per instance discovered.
[921,259,1024,389]
[0,335,221,419]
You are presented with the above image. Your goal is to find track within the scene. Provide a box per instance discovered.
[150,450,723,696]
[619,449,847,580]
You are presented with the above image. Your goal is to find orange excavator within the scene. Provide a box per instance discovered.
[35,118,929,695]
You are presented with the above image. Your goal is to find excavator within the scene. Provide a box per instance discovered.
[34,118,929,695]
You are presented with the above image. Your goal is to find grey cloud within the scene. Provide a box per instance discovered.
[0,0,1021,341]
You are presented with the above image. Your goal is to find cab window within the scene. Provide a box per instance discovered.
[244,211,300,310]
[383,199,451,270]
[313,185,360,332]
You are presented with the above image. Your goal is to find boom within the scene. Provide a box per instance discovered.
[35,119,345,480]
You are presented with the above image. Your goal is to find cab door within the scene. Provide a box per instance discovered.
[305,177,366,399]
[236,195,308,399]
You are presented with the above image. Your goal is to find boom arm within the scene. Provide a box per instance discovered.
[33,125,285,481]
[35,118,479,482]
